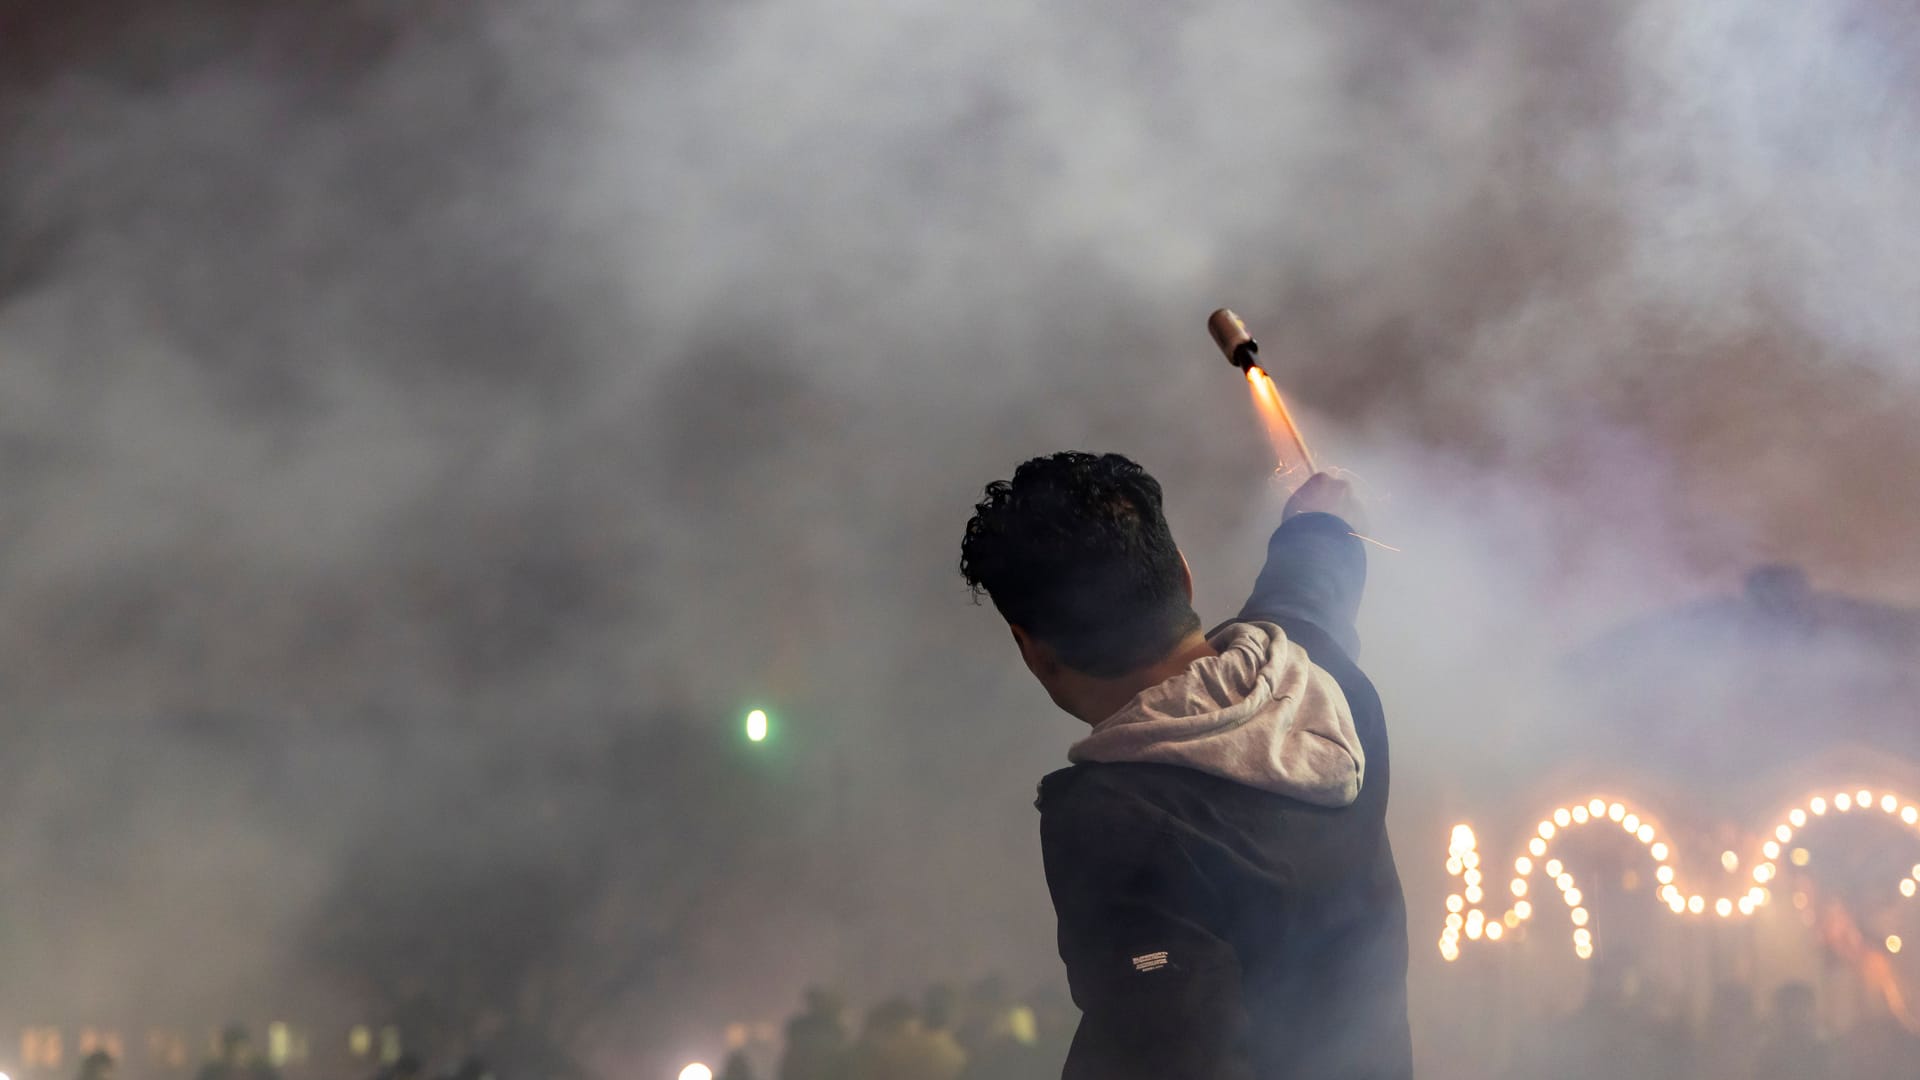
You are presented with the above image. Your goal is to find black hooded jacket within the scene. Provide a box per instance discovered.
[1036,512,1412,1079]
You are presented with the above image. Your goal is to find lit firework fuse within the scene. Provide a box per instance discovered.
[1207,308,1316,476]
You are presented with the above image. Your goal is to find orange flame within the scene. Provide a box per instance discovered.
[1245,366,1316,475]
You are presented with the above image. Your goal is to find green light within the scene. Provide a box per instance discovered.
[745,708,769,743]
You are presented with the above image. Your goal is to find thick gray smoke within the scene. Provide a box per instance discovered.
[2,0,1918,1076]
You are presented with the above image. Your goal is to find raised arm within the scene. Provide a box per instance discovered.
[1234,473,1368,660]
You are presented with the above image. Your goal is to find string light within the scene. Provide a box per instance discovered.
[1436,787,1920,953]
[1435,786,1920,959]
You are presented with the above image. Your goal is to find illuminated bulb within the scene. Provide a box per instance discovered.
[1556,872,1575,891]
[1466,922,1483,942]
[1637,824,1655,843]
[1572,806,1590,824]
[1905,807,1919,825]
[1811,797,1827,815]
[1573,928,1592,947]
[1668,895,1686,913]
[1777,825,1794,843]
[1763,841,1781,859]
[1715,898,1734,917]
[1554,808,1572,828]
[1738,897,1755,916]
[1836,793,1853,812]
[1791,848,1811,867]
[1650,842,1670,861]
[1515,900,1533,920]
[1486,921,1504,941]
[1858,789,1873,806]
[1689,895,1706,914]
[1515,856,1533,875]
[1530,838,1548,857]
[1748,886,1767,904]
[1466,910,1485,935]
[1539,821,1556,840]
[1623,813,1640,832]
[1447,912,1465,930]
[1755,864,1775,883]
[1465,885,1484,904]
[1790,809,1807,827]
[1890,935,1904,955]
[1576,941,1594,960]
[1450,824,1476,853]
[680,1066,714,1080]
[1721,851,1739,872]
[1504,910,1521,928]
[1659,884,1679,902]
[1464,851,1480,870]
[1546,859,1564,878]
[1609,803,1626,822]
[1446,856,1464,876]
[1571,907,1589,927]
[1565,888,1583,907]
[1884,795,1899,813]
[1913,864,1920,880]
[1589,798,1607,816]
[1656,866,1675,885]
[1512,879,1529,897]
[1447,894,1465,913]
[1465,868,1483,887]
[1901,879,1916,899]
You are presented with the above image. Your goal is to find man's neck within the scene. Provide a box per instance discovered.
[1067,630,1218,727]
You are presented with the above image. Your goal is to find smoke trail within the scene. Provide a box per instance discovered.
[1,0,1919,1076]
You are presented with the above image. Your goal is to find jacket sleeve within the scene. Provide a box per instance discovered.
[1233,511,1367,660]
[1042,793,1256,1080]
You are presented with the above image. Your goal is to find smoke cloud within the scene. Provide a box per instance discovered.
[2,0,1917,1075]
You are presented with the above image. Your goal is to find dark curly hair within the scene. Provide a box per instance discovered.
[960,452,1200,678]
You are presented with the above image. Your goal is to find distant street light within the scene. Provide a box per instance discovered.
[678,1065,713,1080]
[745,708,769,743]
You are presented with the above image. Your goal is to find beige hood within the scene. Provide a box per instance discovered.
[1067,621,1363,807]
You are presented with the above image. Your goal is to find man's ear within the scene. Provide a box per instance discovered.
[1180,550,1196,602]
[1010,624,1056,678]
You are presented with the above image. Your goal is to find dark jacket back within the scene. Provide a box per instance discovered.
[1036,513,1411,1079]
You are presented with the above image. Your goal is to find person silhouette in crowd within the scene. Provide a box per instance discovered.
[76,1050,116,1080]
[1755,982,1826,1080]
[197,1027,279,1080]
[844,998,964,1080]
[778,987,851,1080]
